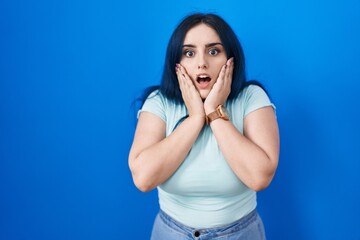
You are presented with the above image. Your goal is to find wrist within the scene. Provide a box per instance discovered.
[204,106,217,115]
[205,105,230,125]
[187,114,206,125]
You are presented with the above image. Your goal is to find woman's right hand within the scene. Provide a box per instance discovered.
[176,64,205,119]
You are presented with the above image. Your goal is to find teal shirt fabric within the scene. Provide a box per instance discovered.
[139,85,275,228]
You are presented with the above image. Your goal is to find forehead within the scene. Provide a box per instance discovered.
[183,24,221,44]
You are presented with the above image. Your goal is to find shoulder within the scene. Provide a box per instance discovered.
[234,84,275,117]
[142,90,170,109]
[145,90,176,106]
[242,84,268,98]
[140,90,184,122]
[229,84,268,104]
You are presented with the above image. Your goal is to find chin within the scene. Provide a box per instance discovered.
[199,91,210,100]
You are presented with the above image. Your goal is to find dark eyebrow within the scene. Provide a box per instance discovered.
[182,42,223,48]
[182,44,196,48]
[206,42,223,48]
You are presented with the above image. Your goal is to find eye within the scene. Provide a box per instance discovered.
[184,50,195,57]
[208,48,219,56]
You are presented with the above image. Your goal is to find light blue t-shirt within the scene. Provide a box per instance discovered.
[139,85,275,228]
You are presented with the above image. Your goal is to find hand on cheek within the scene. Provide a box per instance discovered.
[176,64,205,118]
[204,58,234,114]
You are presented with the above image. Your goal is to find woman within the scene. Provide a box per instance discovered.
[129,13,279,239]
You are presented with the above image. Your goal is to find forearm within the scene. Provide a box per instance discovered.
[130,116,204,192]
[210,120,277,191]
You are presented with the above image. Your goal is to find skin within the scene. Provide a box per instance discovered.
[129,23,280,192]
[176,23,232,116]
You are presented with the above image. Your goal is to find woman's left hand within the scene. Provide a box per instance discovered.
[204,57,234,114]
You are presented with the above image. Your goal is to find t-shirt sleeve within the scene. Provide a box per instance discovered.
[137,91,166,122]
[243,85,276,117]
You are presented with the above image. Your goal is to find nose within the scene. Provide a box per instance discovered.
[197,53,208,70]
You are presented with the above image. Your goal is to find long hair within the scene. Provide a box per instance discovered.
[137,13,265,108]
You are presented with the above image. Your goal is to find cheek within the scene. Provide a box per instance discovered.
[180,60,196,79]
[213,60,227,74]
[179,58,191,69]
[216,58,227,67]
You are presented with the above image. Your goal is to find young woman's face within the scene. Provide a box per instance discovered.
[180,23,227,99]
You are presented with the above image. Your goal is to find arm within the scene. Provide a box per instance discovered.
[129,66,205,192]
[204,58,279,191]
[209,106,280,191]
[128,112,204,192]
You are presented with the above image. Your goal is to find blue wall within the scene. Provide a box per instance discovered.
[1,0,359,239]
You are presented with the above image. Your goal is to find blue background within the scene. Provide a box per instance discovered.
[1,0,359,239]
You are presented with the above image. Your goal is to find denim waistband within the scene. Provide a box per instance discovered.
[159,208,258,238]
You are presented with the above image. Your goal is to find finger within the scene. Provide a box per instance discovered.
[176,64,187,91]
[178,64,196,90]
[224,58,232,78]
[225,58,234,87]
[216,64,227,87]
[176,65,182,83]
[177,64,195,99]
[178,64,190,82]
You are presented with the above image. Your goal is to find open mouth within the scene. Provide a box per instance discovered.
[196,74,212,87]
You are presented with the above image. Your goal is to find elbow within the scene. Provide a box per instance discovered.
[247,173,275,192]
[132,174,154,192]
[134,181,153,193]
[248,159,278,192]
[128,157,155,193]
[249,181,270,192]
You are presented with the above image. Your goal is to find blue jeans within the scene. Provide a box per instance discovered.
[151,209,266,240]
